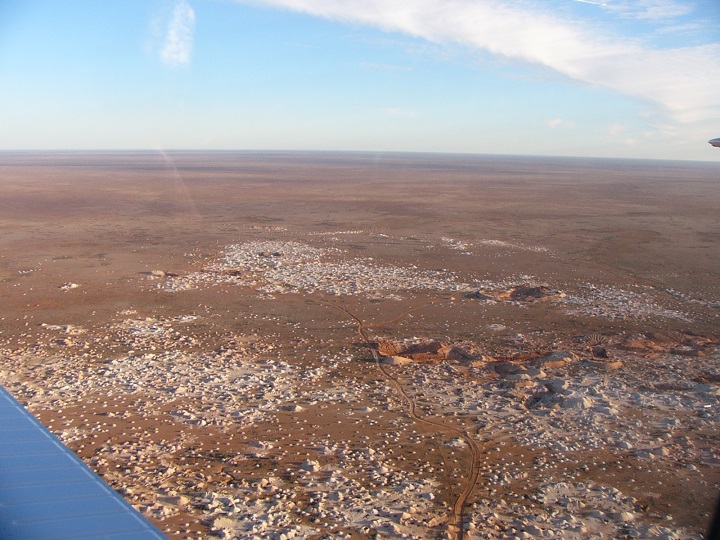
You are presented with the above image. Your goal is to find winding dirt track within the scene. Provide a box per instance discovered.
[319,299,482,540]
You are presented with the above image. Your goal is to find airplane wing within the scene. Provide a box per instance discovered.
[0,385,166,539]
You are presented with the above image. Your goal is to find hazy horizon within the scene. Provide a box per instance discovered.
[1,148,718,165]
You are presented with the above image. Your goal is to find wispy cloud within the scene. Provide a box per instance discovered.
[238,0,720,125]
[547,118,575,129]
[161,0,196,66]
[601,0,693,21]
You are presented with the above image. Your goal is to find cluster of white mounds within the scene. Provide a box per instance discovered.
[93,439,193,520]
[440,236,550,254]
[470,480,701,539]
[307,230,365,236]
[6,315,325,434]
[403,340,719,460]
[564,284,691,321]
[478,239,550,253]
[161,240,475,296]
[59,282,80,291]
[39,323,86,335]
[440,236,472,253]
[159,236,692,324]
[204,450,443,539]
[3,303,717,538]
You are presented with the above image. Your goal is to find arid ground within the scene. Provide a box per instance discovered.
[1,151,718,539]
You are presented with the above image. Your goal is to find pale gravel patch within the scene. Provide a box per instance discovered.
[478,239,550,253]
[468,480,703,539]
[161,240,478,295]
[160,240,694,325]
[4,315,325,433]
[564,284,691,321]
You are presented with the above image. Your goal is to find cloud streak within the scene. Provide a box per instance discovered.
[601,0,693,21]
[238,0,720,124]
[161,0,196,66]
[547,118,575,129]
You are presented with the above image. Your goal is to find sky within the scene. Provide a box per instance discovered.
[0,0,719,160]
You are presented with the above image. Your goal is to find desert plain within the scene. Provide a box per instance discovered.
[0,151,718,539]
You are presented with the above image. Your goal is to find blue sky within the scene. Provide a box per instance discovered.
[1,0,718,160]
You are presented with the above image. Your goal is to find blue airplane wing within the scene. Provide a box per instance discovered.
[0,385,167,539]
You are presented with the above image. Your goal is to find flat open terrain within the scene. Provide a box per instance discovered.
[1,151,718,539]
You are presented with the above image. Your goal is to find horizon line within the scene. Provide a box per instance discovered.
[0,148,717,164]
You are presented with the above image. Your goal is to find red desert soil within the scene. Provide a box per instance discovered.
[1,152,718,539]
